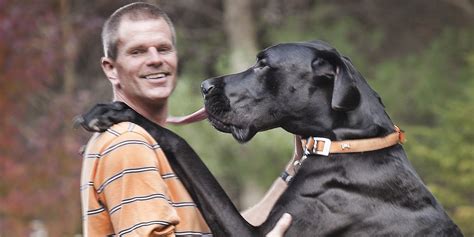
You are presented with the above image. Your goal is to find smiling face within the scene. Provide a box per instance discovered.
[102,17,178,107]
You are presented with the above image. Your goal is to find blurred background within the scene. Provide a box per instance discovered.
[1,0,473,236]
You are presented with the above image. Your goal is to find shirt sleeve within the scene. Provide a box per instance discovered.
[94,131,180,237]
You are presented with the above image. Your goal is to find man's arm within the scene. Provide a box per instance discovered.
[241,135,302,226]
[241,178,288,226]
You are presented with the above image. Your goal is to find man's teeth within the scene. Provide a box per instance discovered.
[145,73,167,79]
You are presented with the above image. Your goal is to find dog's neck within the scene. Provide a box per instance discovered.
[336,79,395,140]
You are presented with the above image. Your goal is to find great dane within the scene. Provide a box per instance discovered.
[78,40,462,236]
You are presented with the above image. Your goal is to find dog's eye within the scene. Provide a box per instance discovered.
[313,58,328,67]
[255,59,270,70]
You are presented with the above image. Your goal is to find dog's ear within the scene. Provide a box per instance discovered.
[312,49,360,111]
[331,57,361,111]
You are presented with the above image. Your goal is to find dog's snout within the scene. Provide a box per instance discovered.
[201,80,215,96]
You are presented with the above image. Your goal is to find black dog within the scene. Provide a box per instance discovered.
[78,40,462,236]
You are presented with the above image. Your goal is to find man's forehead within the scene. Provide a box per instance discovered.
[118,17,169,31]
[116,18,172,41]
[114,19,173,54]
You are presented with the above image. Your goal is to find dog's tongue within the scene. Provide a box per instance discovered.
[166,107,208,125]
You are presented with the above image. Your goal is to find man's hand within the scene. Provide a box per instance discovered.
[266,213,292,237]
[293,135,303,160]
[285,135,303,178]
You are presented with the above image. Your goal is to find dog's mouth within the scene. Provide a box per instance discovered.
[207,112,256,143]
[165,107,256,142]
[166,108,256,143]
[166,107,208,125]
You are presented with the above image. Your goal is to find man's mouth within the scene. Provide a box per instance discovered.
[142,72,170,80]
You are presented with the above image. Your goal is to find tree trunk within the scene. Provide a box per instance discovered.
[223,0,265,210]
[223,0,258,72]
[60,0,76,94]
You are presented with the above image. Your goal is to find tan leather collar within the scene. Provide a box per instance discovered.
[301,126,405,156]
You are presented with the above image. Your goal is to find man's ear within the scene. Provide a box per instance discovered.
[101,57,120,88]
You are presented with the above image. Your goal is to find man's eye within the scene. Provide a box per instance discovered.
[130,49,143,55]
[158,47,173,53]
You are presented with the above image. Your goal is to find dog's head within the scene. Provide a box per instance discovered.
[202,40,367,142]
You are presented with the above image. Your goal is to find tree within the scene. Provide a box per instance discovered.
[223,0,258,72]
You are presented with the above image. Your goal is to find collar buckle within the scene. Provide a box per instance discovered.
[313,137,331,156]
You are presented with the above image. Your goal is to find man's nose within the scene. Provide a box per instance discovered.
[201,80,215,96]
[147,48,163,66]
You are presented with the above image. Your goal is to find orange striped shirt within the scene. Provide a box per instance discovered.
[80,122,211,236]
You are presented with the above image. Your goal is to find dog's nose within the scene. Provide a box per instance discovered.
[201,80,215,96]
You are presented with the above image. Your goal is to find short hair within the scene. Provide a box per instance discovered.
[101,2,176,60]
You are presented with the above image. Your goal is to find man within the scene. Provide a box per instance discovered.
[80,2,295,236]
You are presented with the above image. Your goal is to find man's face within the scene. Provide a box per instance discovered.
[105,18,178,106]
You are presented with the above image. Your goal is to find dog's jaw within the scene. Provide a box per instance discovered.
[230,126,255,143]
[206,112,256,143]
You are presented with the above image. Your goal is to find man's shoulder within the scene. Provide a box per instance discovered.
[106,121,151,137]
[84,122,157,154]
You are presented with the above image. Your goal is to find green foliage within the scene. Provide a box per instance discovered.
[371,29,474,125]
[371,29,474,235]
[262,4,383,69]
[404,81,474,234]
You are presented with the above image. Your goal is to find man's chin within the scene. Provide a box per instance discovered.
[146,89,175,101]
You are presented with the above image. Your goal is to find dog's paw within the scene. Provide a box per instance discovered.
[74,102,133,132]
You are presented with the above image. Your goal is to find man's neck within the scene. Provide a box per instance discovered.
[114,97,168,126]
